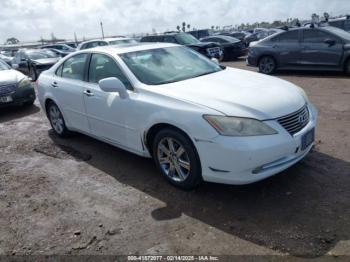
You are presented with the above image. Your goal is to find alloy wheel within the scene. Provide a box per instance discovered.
[259,57,275,74]
[157,137,191,182]
[49,105,64,134]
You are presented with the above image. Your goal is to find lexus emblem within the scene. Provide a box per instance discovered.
[298,114,307,124]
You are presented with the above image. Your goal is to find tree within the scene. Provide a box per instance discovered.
[176,25,181,32]
[5,37,19,45]
[182,22,186,32]
[324,12,330,21]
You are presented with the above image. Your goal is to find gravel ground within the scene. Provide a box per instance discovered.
[0,60,349,258]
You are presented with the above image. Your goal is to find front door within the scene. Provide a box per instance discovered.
[82,53,137,149]
[300,29,343,67]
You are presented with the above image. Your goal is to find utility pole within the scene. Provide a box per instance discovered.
[100,21,105,39]
[74,32,78,45]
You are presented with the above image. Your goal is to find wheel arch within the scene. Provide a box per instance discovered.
[144,123,196,156]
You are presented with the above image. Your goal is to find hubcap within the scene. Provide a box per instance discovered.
[157,137,191,182]
[49,105,64,134]
[260,57,274,73]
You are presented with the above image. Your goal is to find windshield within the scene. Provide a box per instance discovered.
[120,46,222,85]
[0,59,10,70]
[174,33,201,45]
[27,51,58,60]
[323,26,350,41]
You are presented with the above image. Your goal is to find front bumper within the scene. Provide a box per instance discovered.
[0,84,36,107]
[195,103,318,185]
[246,54,258,67]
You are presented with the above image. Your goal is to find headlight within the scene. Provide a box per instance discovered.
[18,78,32,88]
[203,115,277,136]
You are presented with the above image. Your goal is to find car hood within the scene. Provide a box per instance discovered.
[32,57,60,65]
[0,69,25,85]
[157,68,306,120]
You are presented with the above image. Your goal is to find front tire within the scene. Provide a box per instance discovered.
[152,128,202,190]
[47,101,71,137]
[258,56,276,74]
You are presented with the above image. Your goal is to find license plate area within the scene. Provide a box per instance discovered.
[0,96,13,103]
[301,128,315,151]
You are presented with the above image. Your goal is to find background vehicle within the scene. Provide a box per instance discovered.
[188,29,210,39]
[37,43,317,189]
[12,49,60,80]
[40,44,75,57]
[141,32,223,60]
[77,37,138,50]
[247,26,350,74]
[201,35,248,60]
[328,16,350,32]
[0,54,13,66]
[0,59,35,107]
[58,41,78,49]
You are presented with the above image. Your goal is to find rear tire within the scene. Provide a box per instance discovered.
[47,101,71,137]
[258,56,276,74]
[152,128,202,190]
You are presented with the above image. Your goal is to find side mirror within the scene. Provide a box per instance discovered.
[324,39,335,46]
[99,77,129,99]
[211,58,219,65]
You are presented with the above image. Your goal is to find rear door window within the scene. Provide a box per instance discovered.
[61,53,88,81]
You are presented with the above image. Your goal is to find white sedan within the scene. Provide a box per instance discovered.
[37,43,317,189]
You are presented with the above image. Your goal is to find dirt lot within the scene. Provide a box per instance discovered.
[0,60,349,258]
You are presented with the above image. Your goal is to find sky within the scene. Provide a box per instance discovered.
[0,0,349,43]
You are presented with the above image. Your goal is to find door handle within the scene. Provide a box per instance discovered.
[51,81,58,88]
[83,90,94,97]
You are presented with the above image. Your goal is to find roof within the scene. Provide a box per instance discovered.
[90,42,179,54]
[79,37,133,45]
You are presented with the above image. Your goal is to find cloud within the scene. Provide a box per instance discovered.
[0,0,348,43]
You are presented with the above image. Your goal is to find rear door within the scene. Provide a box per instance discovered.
[300,29,343,66]
[272,30,302,67]
[51,53,90,133]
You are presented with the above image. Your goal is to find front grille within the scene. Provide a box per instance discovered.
[0,84,16,96]
[277,105,309,135]
[207,47,221,56]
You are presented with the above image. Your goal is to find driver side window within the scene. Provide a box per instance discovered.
[88,54,132,90]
